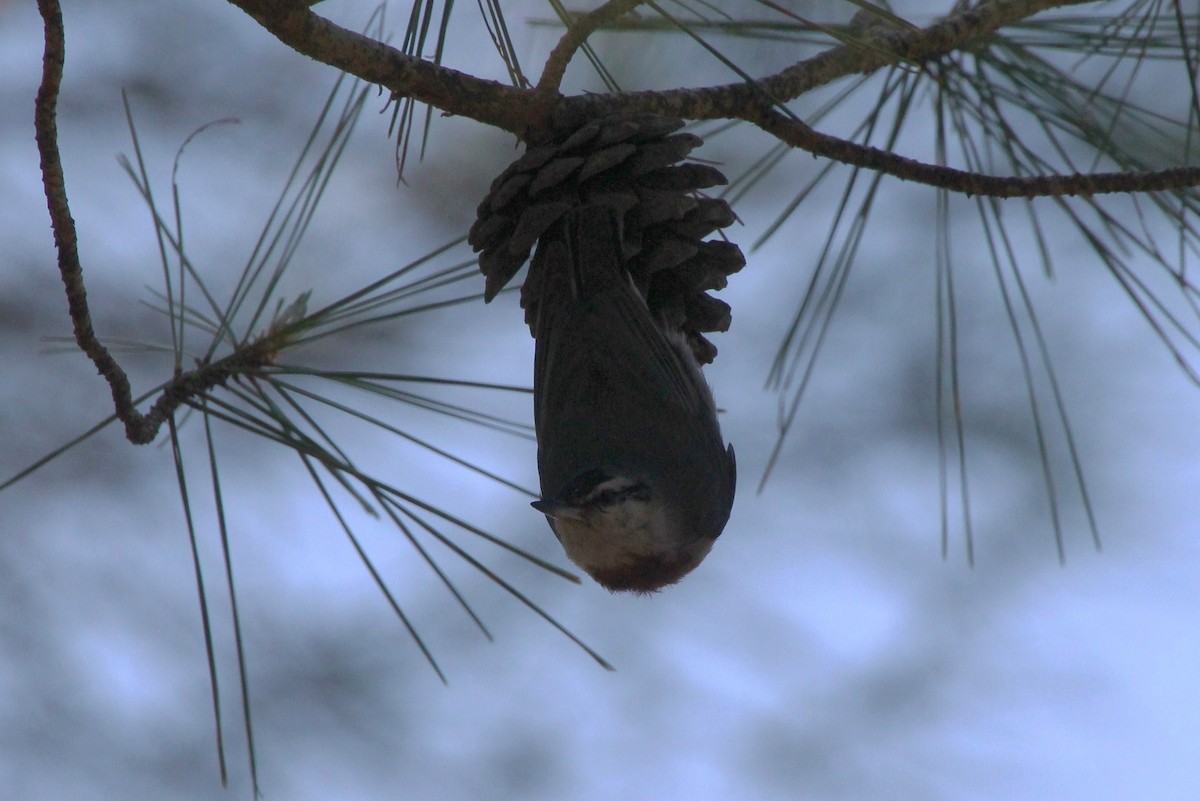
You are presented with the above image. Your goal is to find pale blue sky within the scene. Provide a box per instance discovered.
[2,1,1198,799]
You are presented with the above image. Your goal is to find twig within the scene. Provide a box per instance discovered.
[749,105,1200,198]
[748,0,1102,107]
[549,0,1103,121]
[535,0,651,95]
[35,0,275,445]
[225,0,537,134]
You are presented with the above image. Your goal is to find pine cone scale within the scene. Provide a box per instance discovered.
[468,112,745,365]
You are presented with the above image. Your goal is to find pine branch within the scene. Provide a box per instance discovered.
[224,0,1199,195]
[749,105,1200,197]
[38,0,1200,446]
[36,0,282,445]
[536,0,650,94]
[224,0,543,135]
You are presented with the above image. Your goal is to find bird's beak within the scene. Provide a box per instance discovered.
[531,499,585,521]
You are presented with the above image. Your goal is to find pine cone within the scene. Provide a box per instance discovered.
[467,112,744,364]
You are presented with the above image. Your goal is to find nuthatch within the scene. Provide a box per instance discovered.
[529,204,736,593]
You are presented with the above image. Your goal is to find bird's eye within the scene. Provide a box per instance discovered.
[586,481,650,509]
[627,484,651,502]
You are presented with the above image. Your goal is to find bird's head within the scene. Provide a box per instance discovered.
[533,472,719,593]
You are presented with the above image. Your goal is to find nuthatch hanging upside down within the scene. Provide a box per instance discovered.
[529,205,736,593]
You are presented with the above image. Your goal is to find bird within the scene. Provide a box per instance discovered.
[529,203,736,593]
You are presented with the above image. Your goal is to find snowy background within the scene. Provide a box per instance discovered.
[2,1,1198,799]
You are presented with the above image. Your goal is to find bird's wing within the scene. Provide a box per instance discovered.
[533,204,714,426]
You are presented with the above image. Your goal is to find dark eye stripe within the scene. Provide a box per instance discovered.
[589,482,651,508]
[558,469,614,504]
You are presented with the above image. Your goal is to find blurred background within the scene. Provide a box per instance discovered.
[2,0,1198,799]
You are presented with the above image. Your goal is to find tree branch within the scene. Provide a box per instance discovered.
[224,0,1095,141]
[28,0,1200,446]
[36,0,278,445]
[535,0,650,95]
[748,106,1200,198]
[750,0,1101,107]
[549,0,1101,121]
[225,0,545,136]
